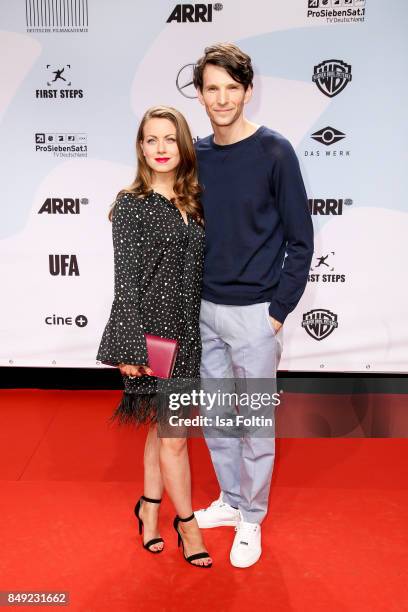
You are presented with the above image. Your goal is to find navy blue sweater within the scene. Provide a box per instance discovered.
[195,126,314,324]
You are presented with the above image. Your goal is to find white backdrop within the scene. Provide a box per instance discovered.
[0,0,407,372]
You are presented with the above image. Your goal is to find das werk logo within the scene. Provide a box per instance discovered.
[38,198,89,214]
[167,3,223,22]
[312,59,352,97]
[311,126,345,146]
[304,126,349,158]
[302,309,338,341]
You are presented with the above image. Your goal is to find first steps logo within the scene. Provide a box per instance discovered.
[307,0,366,23]
[302,309,338,341]
[167,3,223,22]
[35,65,84,99]
[308,252,346,283]
[312,59,352,97]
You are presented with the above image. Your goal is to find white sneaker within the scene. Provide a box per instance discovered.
[195,492,241,528]
[230,516,262,568]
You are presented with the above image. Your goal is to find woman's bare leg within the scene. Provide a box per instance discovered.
[159,437,212,566]
[139,424,164,551]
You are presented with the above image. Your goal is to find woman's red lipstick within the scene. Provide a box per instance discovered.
[155,157,170,163]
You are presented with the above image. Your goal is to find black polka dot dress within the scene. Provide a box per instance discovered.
[96,191,204,425]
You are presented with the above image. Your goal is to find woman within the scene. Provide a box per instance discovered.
[96,106,211,568]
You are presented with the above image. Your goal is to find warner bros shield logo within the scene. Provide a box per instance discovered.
[302,309,338,340]
[312,59,352,97]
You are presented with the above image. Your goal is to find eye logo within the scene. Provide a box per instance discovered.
[311,126,345,146]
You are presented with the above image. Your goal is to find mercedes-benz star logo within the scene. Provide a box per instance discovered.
[176,64,197,99]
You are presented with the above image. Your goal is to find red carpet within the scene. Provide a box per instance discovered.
[0,389,407,612]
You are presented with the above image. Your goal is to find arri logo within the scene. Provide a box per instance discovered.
[35,65,84,99]
[38,197,88,214]
[302,309,338,341]
[49,254,79,276]
[312,59,352,97]
[309,198,353,215]
[167,3,223,23]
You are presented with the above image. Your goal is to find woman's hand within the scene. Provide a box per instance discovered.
[118,363,154,378]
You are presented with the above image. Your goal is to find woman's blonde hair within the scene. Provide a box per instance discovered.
[108,106,203,223]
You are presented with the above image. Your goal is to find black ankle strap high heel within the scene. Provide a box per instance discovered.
[173,513,212,568]
[134,495,164,553]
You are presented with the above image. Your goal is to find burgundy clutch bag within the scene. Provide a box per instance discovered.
[144,333,179,379]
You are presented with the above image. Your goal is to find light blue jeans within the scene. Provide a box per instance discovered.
[199,298,283,524]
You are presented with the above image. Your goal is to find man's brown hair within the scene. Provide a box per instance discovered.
[193,42,254,92]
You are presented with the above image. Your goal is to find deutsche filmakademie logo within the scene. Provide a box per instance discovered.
[312,60,352,97]
[26,0,89,33]
[167,3,223,22]
[302,309,338,341]
[307,0,366,23]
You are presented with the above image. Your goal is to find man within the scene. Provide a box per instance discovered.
[193,43,314,568]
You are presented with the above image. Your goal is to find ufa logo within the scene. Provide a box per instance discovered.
[49,255,79,276]
[167,3,223,22]
[312,59,352,97]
